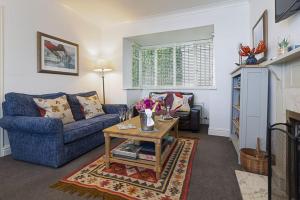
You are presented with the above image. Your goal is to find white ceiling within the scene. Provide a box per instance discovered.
[59,0,241,27]
[127,25,214,46]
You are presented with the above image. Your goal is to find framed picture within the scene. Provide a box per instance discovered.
[37,32,79,76]
[252,10,268,63]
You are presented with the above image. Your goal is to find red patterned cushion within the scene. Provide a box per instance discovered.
[171,93,193,112]
[38,108,46,117]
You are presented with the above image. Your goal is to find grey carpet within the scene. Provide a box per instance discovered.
[0,125,242,200]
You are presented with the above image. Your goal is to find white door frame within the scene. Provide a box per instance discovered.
[0,6,4,157]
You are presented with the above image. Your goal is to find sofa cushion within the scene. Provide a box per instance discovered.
[149,92,194,109]
[33,95,75,124]
[77,94,105,119]
[96,114,120,129]
[171,93,193,112]
[4,92,65,116]
[63,115,104,144]
[66,91,97,121]
[63,114,119,144]
[150,93,168,102]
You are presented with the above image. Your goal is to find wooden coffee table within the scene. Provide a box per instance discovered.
[103,116,179,179]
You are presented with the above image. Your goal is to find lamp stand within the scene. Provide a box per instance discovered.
[101,70,105,104]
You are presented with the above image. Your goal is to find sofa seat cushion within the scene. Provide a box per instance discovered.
[174,111,190,120]
[96,114,120,129]
[63,116,104,144]
[63,114,119,144]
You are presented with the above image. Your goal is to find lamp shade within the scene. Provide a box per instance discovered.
[93,68,112,72]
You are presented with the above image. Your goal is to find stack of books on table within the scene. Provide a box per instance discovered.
[112,135,175,161]
[112,143,142,160]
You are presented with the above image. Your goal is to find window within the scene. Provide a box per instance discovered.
[132,40,214,89]
[157,48,173,86]
[132,44,140,87]
[141,49,155,86]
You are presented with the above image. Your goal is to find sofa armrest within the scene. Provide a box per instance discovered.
[190,105,201,131]
[0,116,63,134]
[191,105,202,111]
[102,104,128,114]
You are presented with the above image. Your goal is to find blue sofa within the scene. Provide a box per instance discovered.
[0,91,126,168]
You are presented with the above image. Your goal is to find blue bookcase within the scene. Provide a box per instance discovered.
[230,66,269,162]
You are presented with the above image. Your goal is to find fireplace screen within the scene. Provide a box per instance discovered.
[268,110,300,200]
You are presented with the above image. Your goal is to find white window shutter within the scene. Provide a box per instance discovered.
[132,40,214,88]
[141,49,155,86]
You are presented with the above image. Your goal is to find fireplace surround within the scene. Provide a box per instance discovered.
[268,110,300,200]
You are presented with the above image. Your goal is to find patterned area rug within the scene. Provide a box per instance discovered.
[52,138,198,200]
[235,170,268,200]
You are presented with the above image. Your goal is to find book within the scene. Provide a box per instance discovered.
[139,135,174,155]
[112,143,142,159]
[112,136,175,161]
[138,153,156,161]
[138,144,171,161]
[112,153,138,160]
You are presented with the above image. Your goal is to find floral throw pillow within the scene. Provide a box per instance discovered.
[171,93,193,112]
[150,93,168,102]
[33,95,75,124]
[76,94,105,119]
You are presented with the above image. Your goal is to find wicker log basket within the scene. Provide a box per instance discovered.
[240,138,268,175]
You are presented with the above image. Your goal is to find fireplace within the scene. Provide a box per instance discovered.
[268,110,300,200]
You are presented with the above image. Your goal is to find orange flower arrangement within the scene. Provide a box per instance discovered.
[239,41,267,57]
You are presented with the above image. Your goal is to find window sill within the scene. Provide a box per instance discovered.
[123,86,217,90]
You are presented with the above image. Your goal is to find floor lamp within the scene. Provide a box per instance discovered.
[94,68,112,104]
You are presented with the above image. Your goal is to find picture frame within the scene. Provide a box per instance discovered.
[37,32,79,76]
[252,10,268,63]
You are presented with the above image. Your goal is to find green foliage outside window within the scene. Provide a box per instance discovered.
[132,44,140,87]
[157,48,173,86]
[132,40,214,88]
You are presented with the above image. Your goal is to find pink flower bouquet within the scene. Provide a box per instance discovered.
[135,98,162,113]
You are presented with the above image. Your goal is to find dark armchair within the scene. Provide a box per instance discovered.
[134,92,201,132]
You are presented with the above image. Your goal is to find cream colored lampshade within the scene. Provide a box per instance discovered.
[93,68,112,72]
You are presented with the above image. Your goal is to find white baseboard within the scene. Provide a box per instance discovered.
[208,128,230,137]
[1,145,11,156]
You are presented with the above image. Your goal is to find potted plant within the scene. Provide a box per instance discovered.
[278,38,289,56]
[239,41,267,65]
[135,98,161,131]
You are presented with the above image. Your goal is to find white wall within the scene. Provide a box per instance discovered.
[249,0,300,124]
[0,0,103,154]
[1,0,104,94]
[100,1,250,136]
[249,0,300,59]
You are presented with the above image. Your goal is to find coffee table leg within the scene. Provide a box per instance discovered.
[175,121,179,138]
[104,134,110,169]
[155,140,162,180]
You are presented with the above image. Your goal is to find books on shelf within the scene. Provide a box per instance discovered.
[112,135,175,161]
[138,145,171,162]
[113,154,139,160]
[112,143,142,159]
[138,153,156,161]
[139,135,174,155]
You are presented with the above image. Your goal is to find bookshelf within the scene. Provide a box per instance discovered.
[230,66,269,162]
[111,138,177,169]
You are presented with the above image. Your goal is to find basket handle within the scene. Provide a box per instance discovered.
[256,138,262,158]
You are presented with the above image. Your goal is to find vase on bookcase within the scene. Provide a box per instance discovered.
[246,54,258,65]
